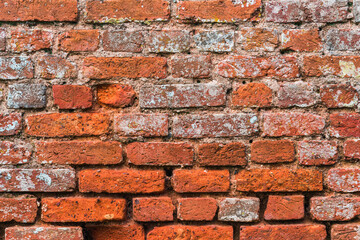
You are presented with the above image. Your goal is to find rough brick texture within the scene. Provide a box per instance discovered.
[0,1,359,239]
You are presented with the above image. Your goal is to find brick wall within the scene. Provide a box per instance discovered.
[0,0,359,239]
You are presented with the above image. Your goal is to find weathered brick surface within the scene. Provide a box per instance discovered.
[262,112,325,137]
[0,141,31,164]
[97,84,135,108]
[25,113,110,137]
[0,168,75,192]
[216,56,299,79]
[173,113,258,138]
[140,84,226,109]
[7,84,46,109]
[173,169,230,193]
[79,169,165,193]
[10,30,52,52]
[0,0,78,21]
[35,141,122,165]
[83,57,167,79]
[114,114,168,137]
[310,196,360,221]
[5,226,83,240]
[127,142,193,166]
[280,29,322,52]
[85,0,170,23]
[147,225,233,240]
[235,169,323,192]
[58,30,100,52]
[0,57,33,80]
[133,197,174,222]
[177,0,261,22]
[298,140,338,165]
[194,30,234,52]
[251,140,295,163]
[103,31,144,52]
[264,195,304,220]
[198,142,246,166]
[87,223,145,240]
[42,197,126,222]
[53,85,93,109]
[1,1,360,239]
[218,197,260,222]
[177,198,217,221]
[148,31,190,53]
[240,224,327,240]
[0,198,37,223]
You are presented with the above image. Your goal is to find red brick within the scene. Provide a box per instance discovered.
[177,0,261,22]
[218,197,260,222]
[321,84,359,108]
[148,31,190,53]
[265,0,348,23]
[344,139,360,160]
[216,56,299,79]
[264,195,304,220]
[298,140,338,166]
[177,198,217,221]
[0,168,75,192]
[326,29,360,51]
[35,141,122,165]
[25,113,110,137]
[10,30,52,52]
[238,28,278,51]
[83,57,167,79]
[0,0,78,21]
[37,55,76,79]
[97,84,135,108]
[327,168,360,192]
[87,223,145,240]
[0,141,31,164]
[85,0,170,23]
[232,82,272,107]
[5,226,83,240]
[173,113,258,138]
[281,29,322,52]
[0,57,33,80]
[170,55,212,78]
[332,224,360,239]
[0,29,5,51]
[310,196,360,221]
[262,112,325,137]
[277,82,319,107]
[133,197,174,222]
[53,85,93,109]
[235,169,323,192]
[0,113,21,136]
[0,198,37,223]
[147,225,233,240]
[58,30,99,52]
[103,31,144,52]
[0,113,22,136]
[79,169,165,194]
[173,169,230,193]
[42,197,126,222]
[198,142,246,166]
[251,140,295,163]
[304,56,360,78]
[329,112,360,137]
[140,84,226,109]
[194,30,234,52]
[126,142,193,166]
[240,224,327,240]
[114,114,168,137]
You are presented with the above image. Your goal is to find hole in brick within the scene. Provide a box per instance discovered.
[165,169,173,177]
[242,81,246,84]
[249,140,253,143]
